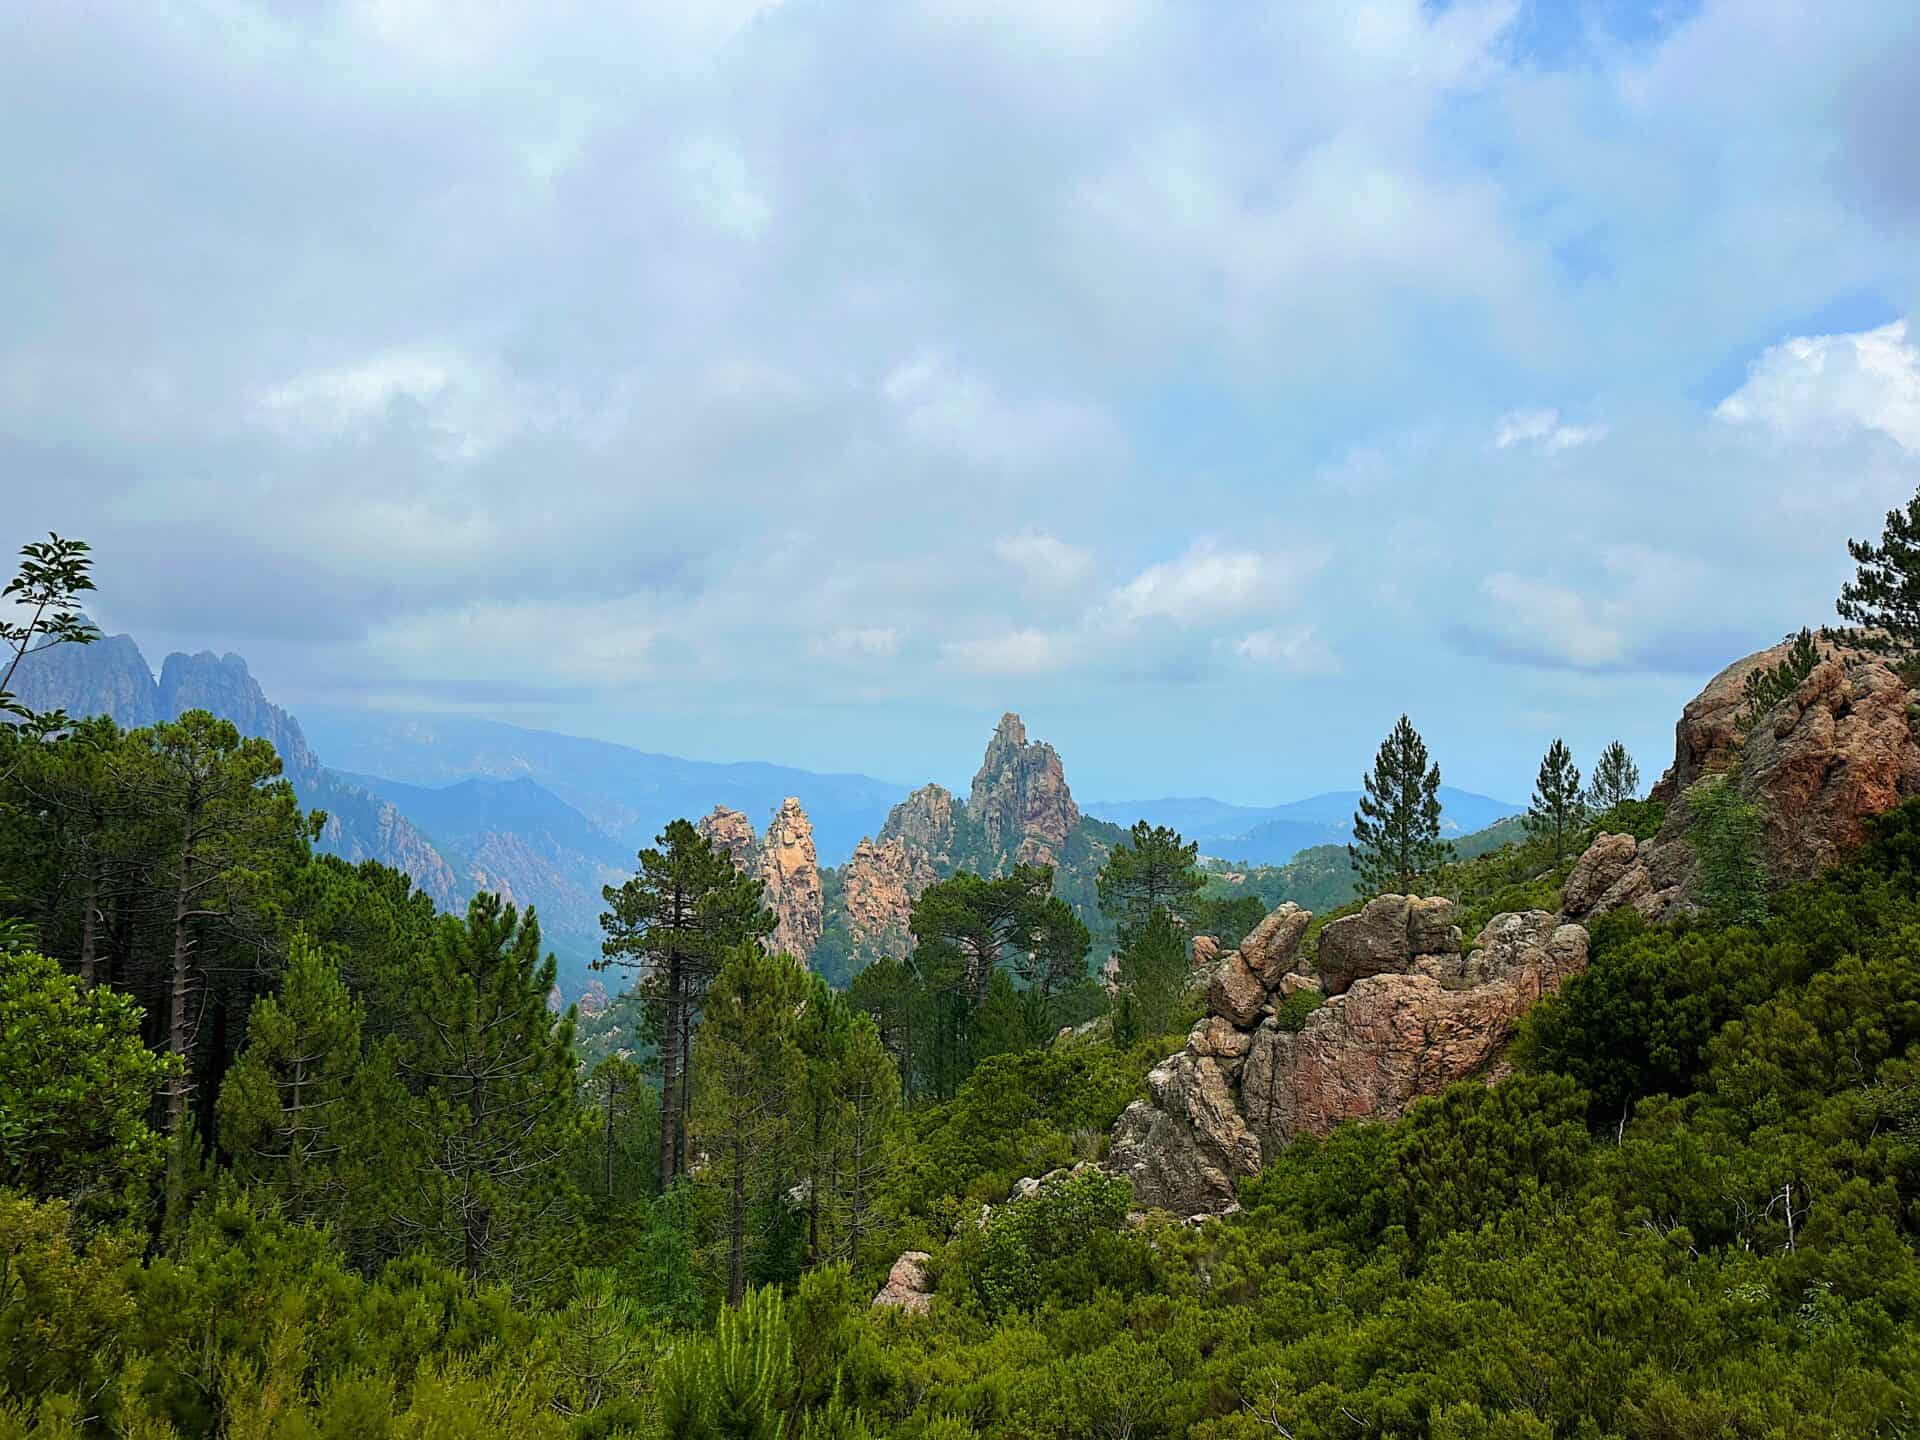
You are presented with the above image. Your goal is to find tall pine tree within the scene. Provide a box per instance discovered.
[1586,740,1641,812]
[1349,715,1452,895]
[598,819,772,1190]
[1095,822,1204,940]
[1525,739,1586,864]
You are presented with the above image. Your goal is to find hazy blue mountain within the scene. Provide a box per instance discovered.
[1086,786,1523,866]
[303,709,910,866]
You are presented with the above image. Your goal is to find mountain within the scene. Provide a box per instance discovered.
[300,708,908,866]
[1085,786,1523,865]
[10,634,463,910]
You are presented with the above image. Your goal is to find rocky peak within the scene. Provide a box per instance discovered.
[758,797,823,964]
[878,783,956,866]
[697,805,760,872]
[841,834,940,960]
[967,711,1080,869]
[157,651,320,786]
[7,627,159,728]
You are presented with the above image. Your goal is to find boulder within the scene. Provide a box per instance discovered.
[1107,1053,1262,1216]
[1239,903,1311,981]
[872,1251,933,1315]
[1317,894,1460,995]
[1190,934,1220,971]
[1207,950,1266,1027]
[1561,832,1638,916]
[1242,913,1587,1148]
[1187,1014,1253,1060]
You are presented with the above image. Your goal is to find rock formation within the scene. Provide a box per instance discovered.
[697,805,759,871]
[878,784,957,867]
[968,713,1080,869]
[759,797,824,962]
[1110,896,1589,1217]
[871,1251,933,1315]
[841,835,938,958]
[1565,636,1920,924]
[1240,912,1588,1147]
[694,801,824,966]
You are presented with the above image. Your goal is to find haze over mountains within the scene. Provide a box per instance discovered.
[1084,789,1523,867]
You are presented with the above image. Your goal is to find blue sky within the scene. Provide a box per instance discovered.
[4,1,1920,804]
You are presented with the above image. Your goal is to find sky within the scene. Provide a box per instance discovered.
[5,0,1920,804]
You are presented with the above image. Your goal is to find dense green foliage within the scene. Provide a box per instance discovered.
[1737,627,1826,733]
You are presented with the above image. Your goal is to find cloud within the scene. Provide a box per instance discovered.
[880,351,1115,468]
[1478,572,1626,669]
[253,344,555,462]
[1714,320,1920,454]
[1108,539,1295,627]
[1493,408,1608,453]
[993,530,1093,588]
[809,626,901,663]
[941,628,1060,676]
[1230,627,1340,675]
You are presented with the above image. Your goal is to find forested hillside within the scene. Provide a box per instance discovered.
[11,515,1920,1439]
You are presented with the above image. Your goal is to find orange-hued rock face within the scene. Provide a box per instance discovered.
[842,835,938,960]
[697,805,759,872]
[1241,913,1588,1150]
[1107,897,1589,1217]
[968,713,1080,870]
[758,797,823,965]
[1567,637,1920,925]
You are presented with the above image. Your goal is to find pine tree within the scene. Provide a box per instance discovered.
[599,819,773,1190]
[1525,739,1586,864]
[1095,822,1204,940]
[396,894,583,1286]
[1349,715,1453,894]
[828,1011,897,1272]
[1839,486,1920,659]
[1113,905,1188,1040]
[689,946,807,1307]
[216,936,365,1225]
[1586,740,1641,813]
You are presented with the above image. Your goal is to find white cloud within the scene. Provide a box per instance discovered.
[941,627,1060,676]
[880,350,1114,468]
[254,344,553,462]
[1478,573,1625,669]
[1714,320,1920,454]
[993,530,1093,588]
[1494,408,1609,454]
[809,626,901,663]
[673,136,772,241]
[1108,539,1285,626]
[1230,627,1340,675]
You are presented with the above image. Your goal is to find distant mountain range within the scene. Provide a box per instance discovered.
[1082,787,1524,867]
[301,709,909,867]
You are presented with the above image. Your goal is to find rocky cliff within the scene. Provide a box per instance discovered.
[1565,634,1920,924]
[1109,896,1589,1217]
[968,713,1080,869]
[697,805,760,871]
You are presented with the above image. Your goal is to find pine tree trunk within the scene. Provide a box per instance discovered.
[728,1134,747,1307]
[77,859,99,987]
[166,835,195,1216]
[656,950,682,1189]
